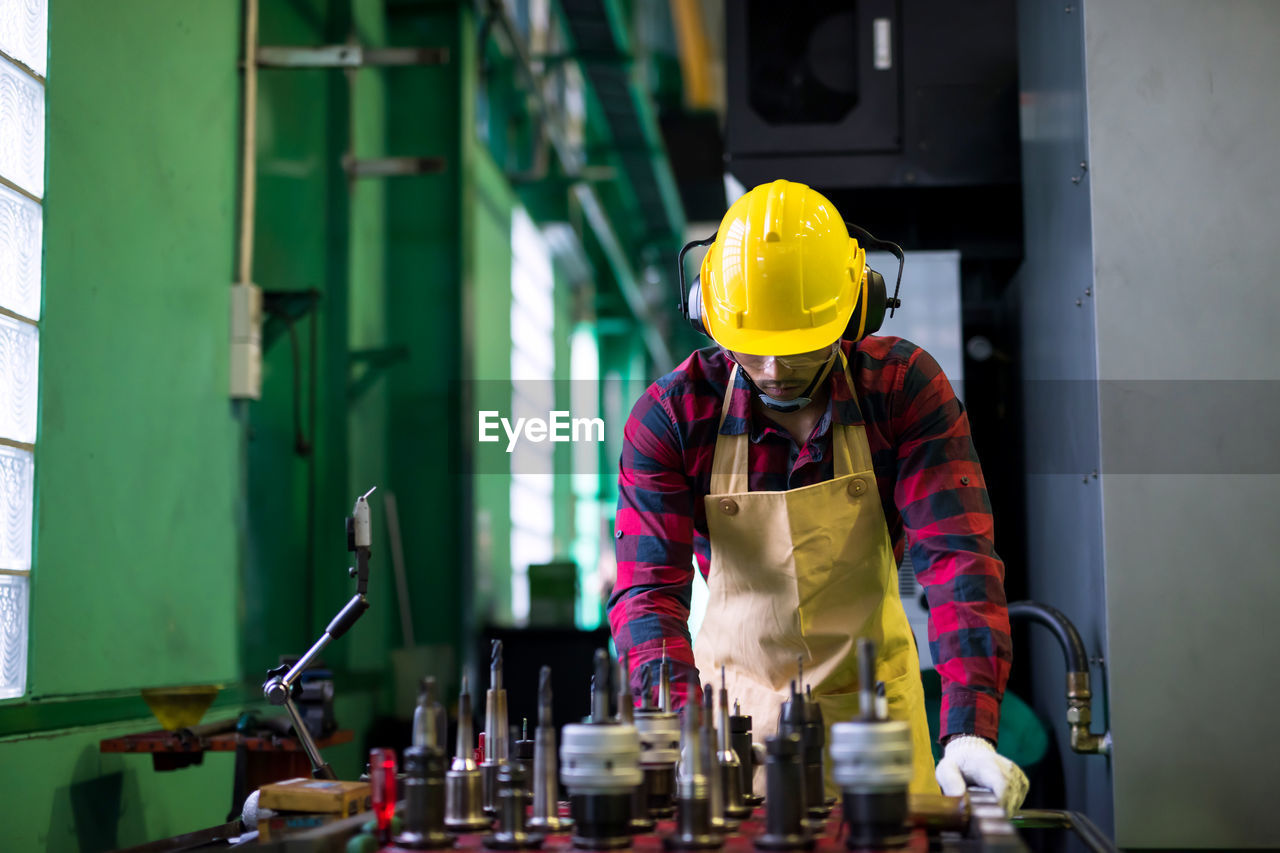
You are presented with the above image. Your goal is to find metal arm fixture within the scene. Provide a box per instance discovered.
[1007,600,1112,755]
[262,487,377,779]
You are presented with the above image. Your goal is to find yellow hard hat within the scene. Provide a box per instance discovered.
[698,180,866,356]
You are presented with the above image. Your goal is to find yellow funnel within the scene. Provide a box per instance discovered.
[141,685,220,731]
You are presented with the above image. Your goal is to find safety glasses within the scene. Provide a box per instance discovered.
[725,345,838,372]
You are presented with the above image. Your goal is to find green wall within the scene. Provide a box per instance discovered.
[0,1,683,849]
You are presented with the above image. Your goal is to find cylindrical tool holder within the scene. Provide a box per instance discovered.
[395,745,454,850]
[802,699,832,816]
[830,720,912,851]
[754,734,812,851]
[485,763,544,850]
[560,723,642,849]
[636,710,680,818]
[729,712,762,807]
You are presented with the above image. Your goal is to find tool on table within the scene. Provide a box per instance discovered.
[528,666,572,833]
[830,639,912,851]
[485,763,544,850]
[635,667,679,819]
[754,733,813,851]
[778,662,828,823]
[803,681,834,816]
[483,639,510,815]
[664,688,722,850]
[560,649,642,850]
[514,718,535,796]
[262,488,376,780]
[445,675,489,833]
[717,667,751,820]
[701,684,733,831]
[616,653,656,833]
[729,700,763,808]
[395,678,454,850]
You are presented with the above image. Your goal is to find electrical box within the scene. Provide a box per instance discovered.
[725,0,1019,191]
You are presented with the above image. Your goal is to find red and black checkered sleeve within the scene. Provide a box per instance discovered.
[607,386,700,709]
[890,347,1012,744]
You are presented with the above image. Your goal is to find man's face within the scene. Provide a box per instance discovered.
[726,343,838,401]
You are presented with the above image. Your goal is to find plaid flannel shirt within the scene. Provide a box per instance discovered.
[608,336,1011,743]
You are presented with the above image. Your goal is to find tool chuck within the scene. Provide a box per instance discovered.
[730,701,763,808]
[528,666,572,833]
[395,680,454,850]
[560,650,642,850]
[753,734,813,851]
[664,690,723,850]
[830,639,912,851]
[445,675,489,833]
[484,763,544,850]
[635,665,679,820]
[717,668,751,820]
[483,640,510,816]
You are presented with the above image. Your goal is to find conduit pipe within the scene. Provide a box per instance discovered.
[1007,601,1111,755]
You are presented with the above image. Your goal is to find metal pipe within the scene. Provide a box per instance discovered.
[1008,600,1112,754]
[237,0,258,285]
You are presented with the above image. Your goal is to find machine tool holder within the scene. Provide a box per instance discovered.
[261,488,377,781]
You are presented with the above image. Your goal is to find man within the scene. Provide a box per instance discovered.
[608,180,1029,814]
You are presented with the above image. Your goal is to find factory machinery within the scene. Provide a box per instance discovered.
[239,494,1111,853]
[240,638,1115,853]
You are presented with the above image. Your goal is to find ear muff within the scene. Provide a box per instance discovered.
[687,275,707,336]
[843,268,888,342]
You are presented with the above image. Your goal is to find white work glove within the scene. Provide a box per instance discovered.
[935,735,1029,817]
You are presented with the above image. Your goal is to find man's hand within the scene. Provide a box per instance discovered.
[935,735,1029,816]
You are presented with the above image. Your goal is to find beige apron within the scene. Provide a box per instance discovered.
[692,356,939,796]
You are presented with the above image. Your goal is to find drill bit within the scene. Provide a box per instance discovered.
[483,639,510,816]
[487,640,509,760]
[538,667,553,727]
[591,649,610,723]
[529,665,571,831]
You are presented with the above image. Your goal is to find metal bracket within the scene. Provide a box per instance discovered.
[348,346,411,402]
[256,45,449,68]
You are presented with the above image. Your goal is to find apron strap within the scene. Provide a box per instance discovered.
[711,365,750,494]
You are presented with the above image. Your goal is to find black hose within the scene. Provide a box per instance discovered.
[1007,601,1089,673]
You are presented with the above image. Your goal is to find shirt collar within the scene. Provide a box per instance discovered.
[717,351,865,436]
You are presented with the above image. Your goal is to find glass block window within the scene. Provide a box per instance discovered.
[0,0,44,701]
[509,208,555,625]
